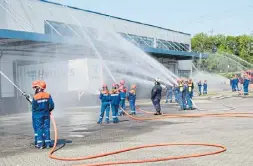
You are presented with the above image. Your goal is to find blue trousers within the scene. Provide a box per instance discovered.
[98,102,110,123]
[243,86,249,95]
[35,115,51,147]
[111,104,119,123]
[203,88,207,94]
[186,93,193,108]
[166,91,173,103]
[231,84,236,91]
[174,91,178,103]
[189,91,193,99]
[152,98,161,112]
[178,93,185,110]
[198,87,202,95]
[118,99,126,115]
[235,84,239,91]
[32,114,38,145]
[129,99,136,113]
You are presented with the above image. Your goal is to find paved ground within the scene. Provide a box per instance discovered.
[0,94,253,166]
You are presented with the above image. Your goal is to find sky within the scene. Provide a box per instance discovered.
[48,0,253,36]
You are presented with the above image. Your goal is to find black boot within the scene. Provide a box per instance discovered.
[154,111,162,115]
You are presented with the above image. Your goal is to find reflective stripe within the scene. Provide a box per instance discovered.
[37,140,43,143]
[106,116,109,118]
[111,94,119,96]
[99,116,103,118]
[112,116,116,118]
[34,133,38,136]
[45,140,51,143]
[121,98,125,99]
[37,99,48,103]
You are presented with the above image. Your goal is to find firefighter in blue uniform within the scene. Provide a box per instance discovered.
[197,80,202,95]
[110,83,121,123]
[243,75,250,95]
[186,80,193,110]
[151,78,162,115]
[203,80,208,95]
[97,84,111,124]
[178,79,185,110]
[127,84,137,115]
[32,80,54,149]
[118,80,127,116]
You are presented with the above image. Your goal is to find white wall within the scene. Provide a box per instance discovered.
[0,0,191,44]
[178,60,192,70]
[0,52,53,97]
[0,52,104,97]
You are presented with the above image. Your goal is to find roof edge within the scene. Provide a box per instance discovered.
[39,0,191,36]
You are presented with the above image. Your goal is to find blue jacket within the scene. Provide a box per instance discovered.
[128,90,136,101]
[151,84,162,100]
[32,91,54,117]
[119,91,127,99]
[99,91,110,103]
[203,83,207,89]
[243,79,250,87]
[198,82,202,88]
[110,91,121,105]
[234,78,239,84]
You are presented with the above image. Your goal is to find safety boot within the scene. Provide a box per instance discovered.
[154,112,161,115]
[36,144,44,149]
[105,119,110,124]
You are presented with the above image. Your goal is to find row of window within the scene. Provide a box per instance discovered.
[44,21,190,52]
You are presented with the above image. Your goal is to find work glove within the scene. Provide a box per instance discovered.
[22,92,32,104]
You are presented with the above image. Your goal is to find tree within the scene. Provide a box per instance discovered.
[191,33,253,64]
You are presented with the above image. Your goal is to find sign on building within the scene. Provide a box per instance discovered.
[17,58,103,95]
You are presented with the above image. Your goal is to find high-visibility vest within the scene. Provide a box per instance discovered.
[179,83,183,92]
[188,83,193,92]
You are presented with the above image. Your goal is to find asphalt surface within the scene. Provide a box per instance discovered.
[0,94,253,166]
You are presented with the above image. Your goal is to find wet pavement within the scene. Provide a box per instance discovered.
[1,95,253,166]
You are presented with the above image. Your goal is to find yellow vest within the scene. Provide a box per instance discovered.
[130,89,136,94]
[188,83,192,92]
[179,83,183,92]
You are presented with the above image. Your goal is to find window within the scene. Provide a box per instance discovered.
[178,70,190,78]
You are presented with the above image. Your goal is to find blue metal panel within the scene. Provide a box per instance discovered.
[0,29,205,59]
[39,0,190,36]
[0,29,84,45]
[142,47,200,57]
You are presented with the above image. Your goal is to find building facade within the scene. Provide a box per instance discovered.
[0,0,195,114]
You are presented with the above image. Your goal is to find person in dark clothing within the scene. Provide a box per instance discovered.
[151,78,163,115]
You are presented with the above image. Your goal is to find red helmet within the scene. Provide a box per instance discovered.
[131,84,136,89]
[102,84,107,88]
[120,80,125,85]
[38,80,46,90]
[32,80,40,88]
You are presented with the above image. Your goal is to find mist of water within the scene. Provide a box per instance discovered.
[192,52,253,92]
[0,4,179,116]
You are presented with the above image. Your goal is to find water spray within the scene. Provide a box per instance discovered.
[0,70,32,104]
[62,4,117,84]
[0,70,24,94]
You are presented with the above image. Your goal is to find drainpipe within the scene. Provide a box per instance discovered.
[0,51,3,98]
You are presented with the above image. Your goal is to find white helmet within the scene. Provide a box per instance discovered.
[154,78,160,83]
